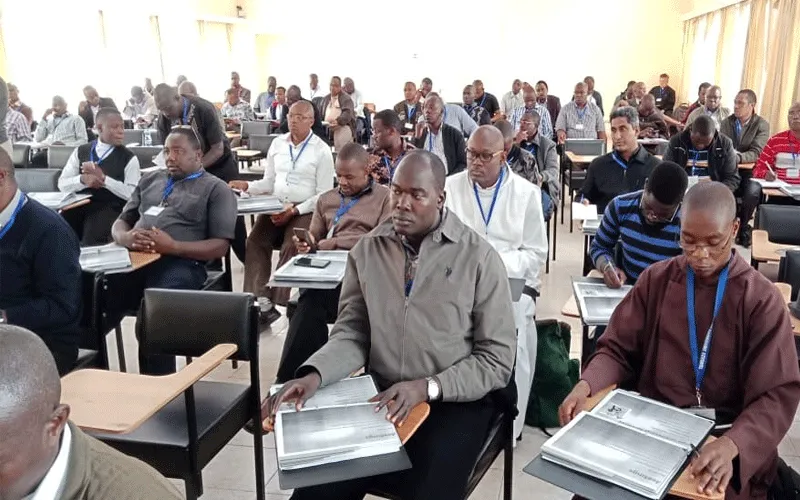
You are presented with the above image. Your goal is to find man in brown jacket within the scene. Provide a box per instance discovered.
[320,76,356,150]
[274,143,391,382]
[264,151,517,500]
[0,325,181,500]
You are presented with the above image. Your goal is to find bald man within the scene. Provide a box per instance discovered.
[560,182,800,500]
[262,150,516,500]
[500,78,524,118]
[686,85,731,128]
[78,85,118,140]
[413,95,467,175]
[32,96,88,166]
[444,125,546,440]
[0,325,182,499]
[555,82,606,144]
[637,94,669,139]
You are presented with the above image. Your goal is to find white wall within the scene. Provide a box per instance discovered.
[245,0,686,110]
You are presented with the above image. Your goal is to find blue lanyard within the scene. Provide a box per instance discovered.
[182,98,190,125]
[428,131,436,152]
[611,152,628,171]
[289,134,313,170]
[576,105,587,120]
[383,153,405,181]
[162,171,204,205]
[407,106,416,121]
[478,94,487,108]
[0,194,26,241]
[660,88,665,98]
[689,149,701,174]
[333,193,362,226]
[472,167,505,233]
[686,263,730,406]
[734,120,742,138]
[526,143,538,156]
[89,141,114,164]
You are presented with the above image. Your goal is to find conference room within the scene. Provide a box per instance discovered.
[3,0,800,499]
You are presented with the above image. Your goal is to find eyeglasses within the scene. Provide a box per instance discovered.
[679,231,733,256]
[466,148,504,162]
[639,197,680,224]
[170,124,201,143]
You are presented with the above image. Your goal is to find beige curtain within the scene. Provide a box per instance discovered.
[0,23,7,77]
[740,0,768,94]
[760,0,800,128]
[150,16,165,82]
[680,17,701,103]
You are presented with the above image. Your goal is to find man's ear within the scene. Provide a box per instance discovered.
[438,190,447,209]
[45,404,70,442]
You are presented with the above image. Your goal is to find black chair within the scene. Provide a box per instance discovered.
[779,250,800,302]
[129,145,163,169]
[203,248,233,292]
[756,205,800,245]
[91,289,266,500]
[47,145,77,169]
[12,143,31,168]
[241,121,270,142]
[16,168,61,192]
[123,129,144,145]
[249,134,278,155]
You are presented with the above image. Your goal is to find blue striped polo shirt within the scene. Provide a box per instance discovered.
[590,190,682,280]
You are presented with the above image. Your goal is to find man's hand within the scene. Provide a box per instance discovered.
[690,436,739,496]
[260,372,322,424]
[270,206,297,227]
[228,180,249,192]
[601,263,626,289]
[81,162,106,183]
[558,380,591,426]
[141,227,177,255]
[557,130,567,145]
[765,170,777,182]
[292,233,316,254]
[514,128,527,145]
[42,108,54,121]
[581,198,590,206]
[119,229,154,252]
[80,173,103,189]
[317,238,336,251]
[369,380,428,426]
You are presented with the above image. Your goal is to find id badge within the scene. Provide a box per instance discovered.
[575,123,585,131]
[286,171,301,185]
[404,122,414,130]
[686,406,716,421]
[144,206,165,217]
[787,168,799,179]
[656,97,663,103]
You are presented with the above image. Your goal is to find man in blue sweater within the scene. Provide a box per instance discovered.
[0,149,82,374]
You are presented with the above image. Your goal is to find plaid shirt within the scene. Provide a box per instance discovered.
[5,107,31,142]
[367,145,413,185]
[220,100,255,122]
[33,113,87,146]
[508,104,553,140]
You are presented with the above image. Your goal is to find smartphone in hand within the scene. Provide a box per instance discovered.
[292,227,317,253]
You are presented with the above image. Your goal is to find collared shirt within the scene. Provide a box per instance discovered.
[309,182,392,249]
[247,131,335,214]
[424,127,448,171]
[367,145,412,185]
[554,101,605,139]
[300,210,517,402]
[122,95,158,125]
[686,105,731,129]
[254,91,275,113]
[0,188,24,229]
[233,85,251,104]
[506,145,540,184]
[24,425,72,500]
[59,141,141,201]
[580,146,659,212]
[755,130,800,184]
[309,85,322,100]
[508,104,554,140]
[444,104,478,137]
[500,91,524,116]
[462,104,491,125]
[5,107,32,142]
[33,113,88,146]
[220,100,255,122]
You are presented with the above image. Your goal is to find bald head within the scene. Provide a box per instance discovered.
[574,82,588,105]
[684,182,736,223]
[473,124,505,150]
[467,125,507,188]
[178,81,197,97]
[681,182,739,279]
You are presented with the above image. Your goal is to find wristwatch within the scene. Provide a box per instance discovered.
[426,377,441,401]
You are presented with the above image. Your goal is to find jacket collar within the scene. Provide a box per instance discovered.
[371,208,462,244]
[60,422,90,498]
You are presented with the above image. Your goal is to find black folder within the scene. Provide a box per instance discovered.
[277,448,411,490]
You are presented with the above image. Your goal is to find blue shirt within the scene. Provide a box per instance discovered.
[590,190,682,280]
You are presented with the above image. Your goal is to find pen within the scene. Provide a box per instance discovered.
[766,162,776,176]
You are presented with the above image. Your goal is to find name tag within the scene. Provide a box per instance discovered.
[144,206,165,216]
[787,169,799,179]
[286,171,302,185]
[656,98,663,103]
[404,122,414,130]
[575,123,585,130]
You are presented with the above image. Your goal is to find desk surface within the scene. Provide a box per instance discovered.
[130,251,161,270]
[235,149,263,159]
[763,187,790,198]
[60,198,91,212]
[225,132,242,140]
[561,270,603,318]
[565,151,597,164]
[751,230,800,263]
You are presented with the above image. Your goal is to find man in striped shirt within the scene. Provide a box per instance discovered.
[30,96,88,167]
[508,85,553,140]
[754,101,800,186]
[5,106,31,143]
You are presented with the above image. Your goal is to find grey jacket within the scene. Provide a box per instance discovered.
[720,114,770,164]
[301,211,517,402]
[532,132,560,206]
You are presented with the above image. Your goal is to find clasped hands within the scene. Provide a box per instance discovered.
[121,226,176,255]
[80,161,106,189]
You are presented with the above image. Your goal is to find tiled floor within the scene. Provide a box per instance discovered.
[107,204,799,499]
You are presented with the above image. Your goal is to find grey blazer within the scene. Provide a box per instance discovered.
[719,114,770,164]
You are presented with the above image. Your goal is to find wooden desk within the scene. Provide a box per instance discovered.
[739,162,755,170]
[561,270,603,318]
[60,198,91,212]
[751,230,800,263]
[129,251,161,271]
[235,150,263,159]
[763,188,789,198]
[62,344,237,434]
[775,282,800,335]
[225,132,242,140]
[565,151,597,165]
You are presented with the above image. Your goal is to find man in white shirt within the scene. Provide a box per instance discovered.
[58,108,140,246]
[229,101,334,324]
[444,125,547,440]
[500,79,524,119]
[31,96,88,167]
[309,73,322,100]
[122,86,158,128]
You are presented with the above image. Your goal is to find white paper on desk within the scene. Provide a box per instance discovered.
[15,141,47,149]
[754,178,790,189]
[28,192,92,211]
[273,251,349,282]
[79,243,132,272]
[272,376,378,414]
[571,202,598,220]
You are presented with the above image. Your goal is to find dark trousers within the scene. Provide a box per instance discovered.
[736,175,762,227]
[232,216,247,264]
[60,201,123,246]
[275,286,341,383]
[290,398,496,500]
[52,348,79,376]
[137,257,207,375]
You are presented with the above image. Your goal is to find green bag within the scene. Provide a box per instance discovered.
[525,319,580,429]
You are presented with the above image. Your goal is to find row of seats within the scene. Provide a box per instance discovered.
[12,143,162,170]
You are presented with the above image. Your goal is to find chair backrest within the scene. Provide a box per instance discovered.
[138,289,258,362]
[756,205,800,245]
[241,121,269,140]
[47,145,78,169]
[779,250,800,302]
[12,143,31,168]
[16,168,61,192]
[128,145,163,169]
[123,129,144,145]
[565,139,607,156]
[312,96,325,115]
[249,134,277,154]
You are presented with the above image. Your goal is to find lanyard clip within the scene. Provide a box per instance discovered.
[695,389,702,407]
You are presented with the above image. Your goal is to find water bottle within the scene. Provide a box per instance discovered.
[143,129,152,147]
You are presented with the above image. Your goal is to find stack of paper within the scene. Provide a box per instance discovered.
[273,251,348,283]
[582,218,601,235]
[780,185,800,199]
[541,390,714,499]
[274,376,402,470]
[572,203,598,221]
[753,178,790,189]
[572,277,632,325]
[28,192,92,211]
[79,244,132,272]
[237,194,284,214]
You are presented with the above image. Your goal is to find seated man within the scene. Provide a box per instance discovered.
[367,109,414,185]
[229,101,334,324]
[321,76,356,150]
[267,86,287,128]
[5,104,31,143]
[229,71,251,103]
[664,114,739,192]
[343,77,367,140]
[78,86,118,140]
[508,85,553,141]
[684,82,712,124]
[636,94,669,139]
[392,81,422,134]
[220,87,255,133]
[535,81,561,139]
[254,76,277,114]
[516,110,561,216]
[122,85,158,128]
[580,106,659,213]
[560,182,800,499]
[413,95,467,176]
[278,85,326,139]
[500,79,524,119]
[112,127,237,374]
[32,96,88,167]
[0,150,81,375]
[275,143,391,382]
[58,108,141,246]
[0,325,183,499]
[462,85,491,125]
[686,85,731,128]
[7,82,33,125]
[720,89,770,247]
[648,73,677,114]
[264,151,516,500]
[754,101,800,189]
[439,95,479,138]
[473,79,500,120]
[556,82,606,145]
[445,126,547,440]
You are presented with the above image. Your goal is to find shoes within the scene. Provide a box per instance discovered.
[257,298,282,327]
[737,225,752,248]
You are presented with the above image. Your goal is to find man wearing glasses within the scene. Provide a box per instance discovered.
[685,85,731,129]
[562,182,800,499]
[444,125,547,440]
